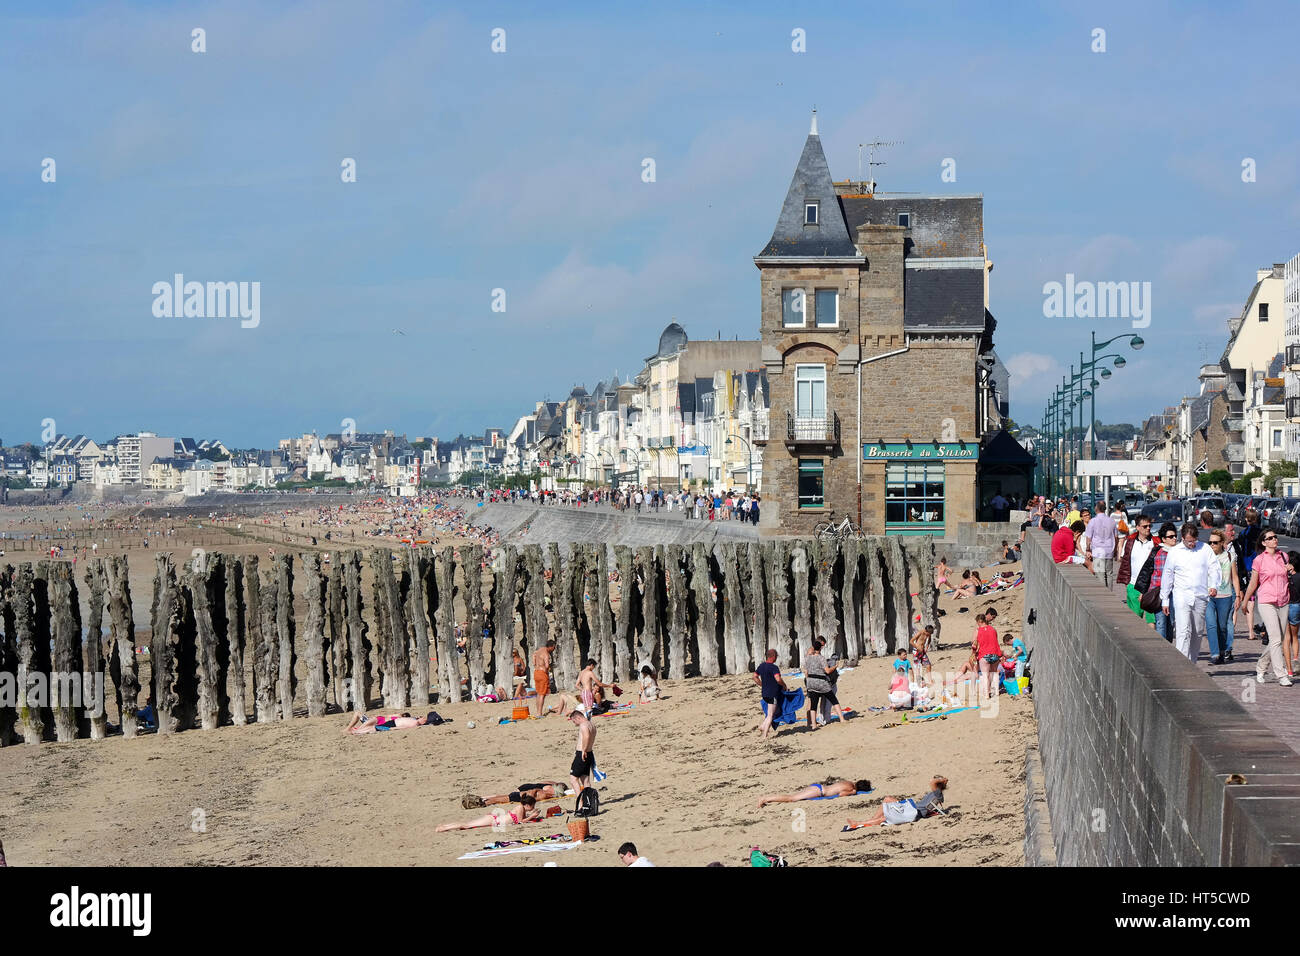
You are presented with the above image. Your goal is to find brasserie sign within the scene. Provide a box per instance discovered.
[863,443,978,461]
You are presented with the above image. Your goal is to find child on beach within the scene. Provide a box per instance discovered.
[910,625,934,682]
[639,665,660,702]
[1003,632,1028,679]
[888,652,913,709]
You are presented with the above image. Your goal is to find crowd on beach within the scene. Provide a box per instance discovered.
[467,484,763,523]
[1036,493,1296,686]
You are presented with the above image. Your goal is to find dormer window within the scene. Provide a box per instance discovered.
[805,202,819,224]
[897,212,911,228]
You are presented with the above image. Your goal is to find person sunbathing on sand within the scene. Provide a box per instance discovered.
[757,778,872,808]
[344,712,434,735]
[436,794,544,831]
[845,777,948,828]
[461,782,569,808]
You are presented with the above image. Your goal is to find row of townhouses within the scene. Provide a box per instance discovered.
[1134,261,1298,497]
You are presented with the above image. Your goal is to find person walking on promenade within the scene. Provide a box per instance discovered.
[1205,530,1240,667]
[1084,504,1119,589]
[1117,515,1156,613]
[1160,523,1218,663]
[1241,530,1293,686]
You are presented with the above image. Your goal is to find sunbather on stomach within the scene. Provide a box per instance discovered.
[437,794,543,832]
[757,778,872,808]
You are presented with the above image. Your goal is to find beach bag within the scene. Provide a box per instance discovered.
[749,847,787,867]
[1139,587,1162,615]
[883,800,920,825]
[1133,549,1157,594]
[574,787,600,818]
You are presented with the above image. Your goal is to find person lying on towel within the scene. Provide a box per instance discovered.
[344,712,436,735]
[757,778,872,808]
[461,782,570,808]
[437,793,552,832]
[845,776,948,828]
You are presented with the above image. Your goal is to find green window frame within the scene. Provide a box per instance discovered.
[798,458,824,509]
[885,462,945,534]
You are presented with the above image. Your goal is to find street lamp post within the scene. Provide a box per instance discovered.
[724,434,757,494]
[1085,332,1144,498]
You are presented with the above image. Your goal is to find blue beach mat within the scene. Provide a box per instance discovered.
[761,688,806,726]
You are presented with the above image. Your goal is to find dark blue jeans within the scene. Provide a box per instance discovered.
[1205,595,1235,656]
[1155,609,1171,643]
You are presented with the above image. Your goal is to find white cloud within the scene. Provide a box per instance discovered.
[1005,351,1064,388]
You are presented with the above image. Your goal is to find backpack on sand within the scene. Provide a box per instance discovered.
[574,787,600,818]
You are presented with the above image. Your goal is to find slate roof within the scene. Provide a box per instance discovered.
[840,195,985,258]
[1268,352,1285,377]
[903,267,987,331]
[756,119,859,259]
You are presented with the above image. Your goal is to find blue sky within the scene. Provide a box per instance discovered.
[2,0,1297,446]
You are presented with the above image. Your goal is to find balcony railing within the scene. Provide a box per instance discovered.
[1290,397,1300,422]
[752,421,770,443]
[1288,344,1300,371]
[785,412,841,449]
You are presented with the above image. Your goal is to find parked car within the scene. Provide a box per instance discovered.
[1222,493,1244,523]
[1113,492,1146,520]
[1140,500,1185,529]
[1259,498,1285,532]
[1195,495,1226,525]
[1242,495,1269,523]
[1284,501,1300,538]
[1272,497,1300,535]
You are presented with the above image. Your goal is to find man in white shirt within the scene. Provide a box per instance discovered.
[1159,523,1219,662]
[618,842,655,867]
[1084,507,1120,589]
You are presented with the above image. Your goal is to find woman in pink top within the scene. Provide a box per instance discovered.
[1241,531,1293,686]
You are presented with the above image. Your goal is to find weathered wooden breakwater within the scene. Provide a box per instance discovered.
[0,536,936,744]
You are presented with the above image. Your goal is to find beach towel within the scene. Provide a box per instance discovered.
[761,687,806,726]
[593,764,607,783]
[907,706,977,721]
[458,838,588,860]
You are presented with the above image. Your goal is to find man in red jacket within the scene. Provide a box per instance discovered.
[1051,520,1093,571]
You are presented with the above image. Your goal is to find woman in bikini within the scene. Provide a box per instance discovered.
[934,557,952,591]
[757,778,872,808]
[436,794,543,831]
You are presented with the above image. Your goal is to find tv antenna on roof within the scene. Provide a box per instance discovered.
[857,140,903,193]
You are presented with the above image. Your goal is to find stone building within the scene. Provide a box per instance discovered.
[755,112,1004,537]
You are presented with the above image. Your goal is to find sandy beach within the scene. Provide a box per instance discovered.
[0,501,1033,866]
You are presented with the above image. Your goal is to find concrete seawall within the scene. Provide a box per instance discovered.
[467,501,758,549]
[1022,530,1300,865]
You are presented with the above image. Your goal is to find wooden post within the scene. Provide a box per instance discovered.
[11,565,44,744]
[762,541,787,664]
[248,561,275,722]
[689,543,720,677]
[883,536,911,654]
[569,544,590,678]
[490,545,518,696]
[664,544,688,680]
[274,554,296,719]
[343,550,370,713]
[611,546,634,680]
[594,545,615,683]
[226,556,249,726]
[745,542,768,669]
[82,560,109,740]
[327,562,348,711]
[300,553,329,717]
[48,563,83,742]
[405,548,431,707]
[372,549,410,709]
[104,556,140,738]
[189,553,224,730]
[859,540,886,657]
[812,539,840,658]
[150,555,183,734]
[903,537,939,644]
[522,545,549,671]
[635,546,659,672]
[435,546,459,703]
[0,566,17,746]
[789,540,813,665]
[553,544,579,690]
[719,543,748,675]
[464,546,487,694]
[838,539,863,664]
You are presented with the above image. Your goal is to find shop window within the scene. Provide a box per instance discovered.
[885,462,945,528]
[798,459,824,508]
